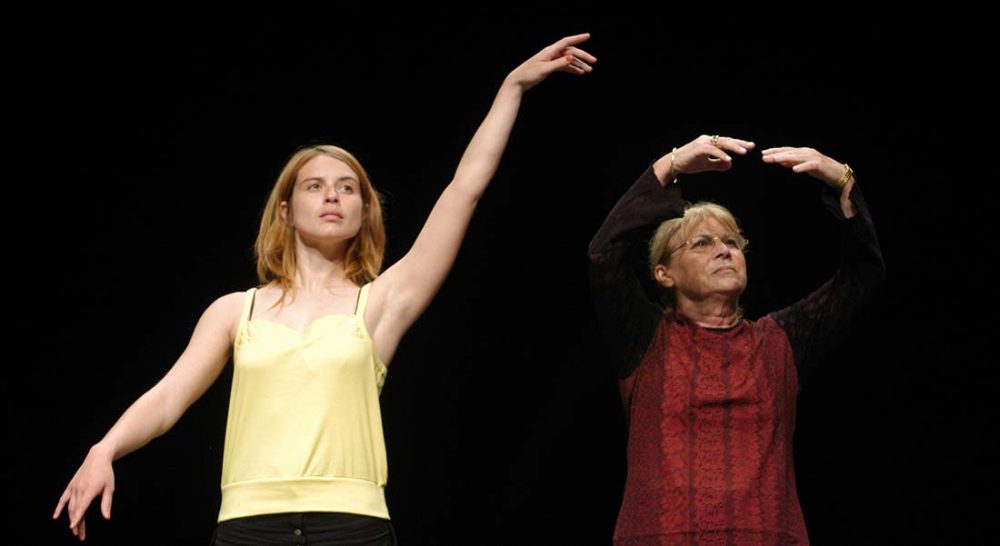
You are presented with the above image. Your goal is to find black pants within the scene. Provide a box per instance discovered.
[211,512,396,546]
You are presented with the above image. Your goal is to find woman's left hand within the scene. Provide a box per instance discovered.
[761,147,853,190]
[505,33,596,91]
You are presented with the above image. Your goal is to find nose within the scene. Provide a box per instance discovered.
[324,187,339,203]
[712,238,732,258]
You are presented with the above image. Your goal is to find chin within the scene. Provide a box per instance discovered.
[719,282,747,296]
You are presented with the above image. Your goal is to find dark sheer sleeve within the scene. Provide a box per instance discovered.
[588,165,687,378]
[769,179,887,384]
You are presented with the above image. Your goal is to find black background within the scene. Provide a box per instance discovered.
[10,10,989,545]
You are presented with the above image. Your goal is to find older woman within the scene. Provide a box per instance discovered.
[588,135,885,544]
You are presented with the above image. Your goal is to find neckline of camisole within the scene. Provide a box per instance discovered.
[241,284,371,337]
[237,283,388,374]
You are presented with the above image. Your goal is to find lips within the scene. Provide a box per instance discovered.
[320,212,343,220]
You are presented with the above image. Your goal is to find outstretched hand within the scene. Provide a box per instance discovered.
[761,146,853,190]
[505,32,596,91]
[53,446,115,541]
[656,135,756,182]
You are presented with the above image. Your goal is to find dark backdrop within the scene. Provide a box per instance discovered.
[10,11,986,545]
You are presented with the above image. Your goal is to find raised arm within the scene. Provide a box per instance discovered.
[371,34,597,350]
[763,147,887,383]
[589,135,755,377]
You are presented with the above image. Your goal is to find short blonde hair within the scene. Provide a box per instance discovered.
[254,145,386,304]
[648,201,743,307]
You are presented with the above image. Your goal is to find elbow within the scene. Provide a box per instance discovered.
[446,178,485,205]
[587,237,607,264]
[856,257,887,302]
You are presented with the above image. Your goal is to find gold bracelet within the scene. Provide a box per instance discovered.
[669,147,679,184]
[836,163,854,189]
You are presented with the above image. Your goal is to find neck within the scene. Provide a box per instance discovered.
[675,295,740,329]
[291,239,354,293]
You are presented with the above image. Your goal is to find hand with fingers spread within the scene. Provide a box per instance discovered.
[53,445,115,542]
[505,32,597,91]
[653,134,756,184]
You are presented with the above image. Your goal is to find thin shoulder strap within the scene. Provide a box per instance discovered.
[241,288,258,323]
[354,283,371,318]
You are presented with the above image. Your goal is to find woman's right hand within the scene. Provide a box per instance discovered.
[53,444,115,541]
[655,135,756,183]
[49,291,239,541]
[503,32,596,92]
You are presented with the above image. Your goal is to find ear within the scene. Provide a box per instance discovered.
[279,201,290,225]
[653,263,675,288]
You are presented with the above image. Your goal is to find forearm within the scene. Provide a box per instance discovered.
[450,79,524,202]
[92,385,175,462]
[589,165,682,377]
[588,165,686,260]
[771,179,885,379]
[839,176,857,218]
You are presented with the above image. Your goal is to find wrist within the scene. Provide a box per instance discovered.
[90,441,116,461]
[833,163,854,190]
[653,149,679,185]
[500,74,528,95]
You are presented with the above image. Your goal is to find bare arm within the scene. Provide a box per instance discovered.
[52,291,241,541]
[370,34,597,353]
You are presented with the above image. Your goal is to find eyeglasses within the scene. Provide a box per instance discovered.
[669,233,748,255]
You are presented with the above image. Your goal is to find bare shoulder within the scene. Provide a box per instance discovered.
[213,291,248,315]
[205,291,251,345]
